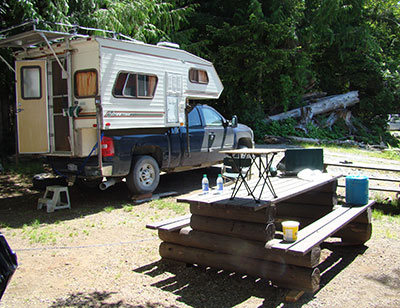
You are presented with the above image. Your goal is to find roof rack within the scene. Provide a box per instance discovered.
[0,20,138,49]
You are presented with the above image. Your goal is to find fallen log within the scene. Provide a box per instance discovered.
[158,227,321,268]
[333,222,372,245]
[190,215,276,242]
[267,91,359,122]
[284,191,337,206]
[159,242,321,292]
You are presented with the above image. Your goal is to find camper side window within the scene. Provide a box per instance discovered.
[21,66,42,99]
[113,72,157,99]
[189,69,209,84]
[74,69,98,98]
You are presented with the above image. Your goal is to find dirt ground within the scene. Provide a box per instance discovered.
[0,148,400,308]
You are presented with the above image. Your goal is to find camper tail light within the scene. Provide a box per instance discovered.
[101,136,115,157]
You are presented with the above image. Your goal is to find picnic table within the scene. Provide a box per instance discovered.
[147,171,374,297]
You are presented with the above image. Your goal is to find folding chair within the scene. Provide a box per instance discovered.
[221,156,252,185]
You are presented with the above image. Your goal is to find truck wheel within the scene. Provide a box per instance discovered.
[126,155,160,194]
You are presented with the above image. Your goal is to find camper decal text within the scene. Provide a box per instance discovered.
[105,111,165,118]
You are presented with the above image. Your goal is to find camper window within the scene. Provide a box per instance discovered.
[21,66,42,99]
[189,69,209,84]
[113,72,157,99]
[74,69,98,98]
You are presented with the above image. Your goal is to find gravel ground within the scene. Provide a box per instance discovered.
[0,147,399,308]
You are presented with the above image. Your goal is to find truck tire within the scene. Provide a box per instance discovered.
[126,155,160,194]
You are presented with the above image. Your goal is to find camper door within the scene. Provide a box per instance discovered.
[16,60,50,153]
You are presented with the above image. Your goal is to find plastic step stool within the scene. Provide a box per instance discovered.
[37,185,71,213]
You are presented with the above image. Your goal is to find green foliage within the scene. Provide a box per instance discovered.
[258,116,399,146]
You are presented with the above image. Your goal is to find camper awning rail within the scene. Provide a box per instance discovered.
[0,29,78,49]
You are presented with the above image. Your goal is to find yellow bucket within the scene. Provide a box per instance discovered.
[282,221,300,242]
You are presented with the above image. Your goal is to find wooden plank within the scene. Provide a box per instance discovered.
[158,218,191,232]
[283,201,375,255]
[145,214,191,230]
[178,175,342,212]
[267,207,349,252]
[257,175,342,210]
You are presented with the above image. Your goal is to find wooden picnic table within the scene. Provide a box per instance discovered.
[147,173,374,296]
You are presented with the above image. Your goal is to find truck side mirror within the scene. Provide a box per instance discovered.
[231,115,238,128]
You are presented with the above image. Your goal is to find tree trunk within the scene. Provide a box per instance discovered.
[267,91,359,122]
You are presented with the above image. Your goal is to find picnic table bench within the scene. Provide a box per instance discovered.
[146,174,374,295]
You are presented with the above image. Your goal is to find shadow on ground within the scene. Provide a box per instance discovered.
[0,166,221,228]
[49,290,175,308]
[134,242,368,308]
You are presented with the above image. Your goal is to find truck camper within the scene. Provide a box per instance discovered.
[0,22,253,194]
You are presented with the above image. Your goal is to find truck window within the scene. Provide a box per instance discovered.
[113,72,157,99]
[188,108,202,128]
[203,108,223,126]
[21,66,42,99]
[74,69,98,98]
[189,68,209,84]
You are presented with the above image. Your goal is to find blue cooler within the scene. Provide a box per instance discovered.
[345,175,369,206]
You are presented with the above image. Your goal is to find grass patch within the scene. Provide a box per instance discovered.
[103,206,115,213]
[21,219,59,244]
[123,205,134,212]
[149,199,186,215]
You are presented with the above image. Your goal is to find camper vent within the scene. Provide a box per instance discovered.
[157,42,180,49]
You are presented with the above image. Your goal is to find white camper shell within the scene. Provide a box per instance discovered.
[0,27,223,157]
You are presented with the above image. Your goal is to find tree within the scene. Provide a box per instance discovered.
[176,0,311,126]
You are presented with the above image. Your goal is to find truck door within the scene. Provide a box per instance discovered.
[15,60,49,153]
[181,107,207,166]
[202,106,232,162]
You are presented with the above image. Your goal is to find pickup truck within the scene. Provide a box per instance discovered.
[46,104,254,194]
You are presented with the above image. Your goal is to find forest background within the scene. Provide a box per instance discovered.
[1,0,400,157]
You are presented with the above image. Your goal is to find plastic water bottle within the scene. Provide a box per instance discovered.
[202,174,209,194]
[216,174,223,193]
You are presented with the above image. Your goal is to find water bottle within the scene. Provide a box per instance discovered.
[216,174,223,193]
[202,174,209,194]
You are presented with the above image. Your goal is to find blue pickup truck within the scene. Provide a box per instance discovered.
[46,104,254,194]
